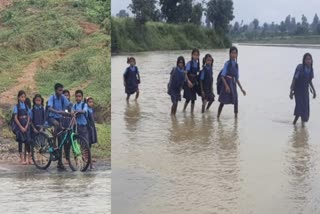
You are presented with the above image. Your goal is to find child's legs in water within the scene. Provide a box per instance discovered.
[202,98,207,113]
[234,101,238,115]
[218,103,224,118]
[206,100,214,110]
[183,100,191,111]
[135,89,140,100]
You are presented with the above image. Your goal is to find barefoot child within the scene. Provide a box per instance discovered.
[86,97,98,169]
[124,57,141,101]
[168,56,186,116]
[183,49,200,113]
[13,90,31,165]
[217,47,246,119]
[200,54,215,113]
[290,53,316,125]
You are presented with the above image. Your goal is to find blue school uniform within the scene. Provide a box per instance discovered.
[73,102,89,142]
[124,66,140,95]
[47,94,70,119]
[168,66,186,104]
[293,64,314,122]
[31,105,45,128]
[87,107,98,145]
[13,102,31,143]
[183,60,200,101]
[200,65,215,102]
[218,60,239,105]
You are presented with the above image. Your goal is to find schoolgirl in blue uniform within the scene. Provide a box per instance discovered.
[62,89,73,129]
[168,56,186,116]
[200,54,215,113]
[124,57,141,101]
[217,47,246,119]
[183,49,200,113]
[13,90,31,165]
[30,94,45,137]
[290,53,316,125]
[86,97,98,169]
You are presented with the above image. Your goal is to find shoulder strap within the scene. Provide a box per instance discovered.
[82,102,85,110]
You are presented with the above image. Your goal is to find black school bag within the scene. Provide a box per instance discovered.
[10,104,20,134]
[216,61,234,95]
[167,67,176,95]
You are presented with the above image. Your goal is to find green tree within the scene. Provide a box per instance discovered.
[279,21,286,34]
[190,3,203,25]
[312,14,319,33]
[116,9,129,18]
[206,0,234,33]
[159,0,193,23]
[252,18,259,30]
[129,0,160,24]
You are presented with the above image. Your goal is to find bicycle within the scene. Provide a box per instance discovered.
[31,112,91,172]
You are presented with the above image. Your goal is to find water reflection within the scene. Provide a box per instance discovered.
[124,101,141,133]
[214,120,240,213]
[286,126,312,213]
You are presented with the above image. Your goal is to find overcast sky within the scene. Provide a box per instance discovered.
[111,0,320,24]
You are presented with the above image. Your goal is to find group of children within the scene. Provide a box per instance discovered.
[12,83,98,169]
[123,46,317,125]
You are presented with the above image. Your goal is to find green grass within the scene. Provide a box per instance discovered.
[91,124,111,159]
[111,18,231,53]
[0,0,111,159]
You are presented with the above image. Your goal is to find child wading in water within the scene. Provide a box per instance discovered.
[86,97,98,169]
[290,53,316,125]
[168,56,186,116]
[200,54,215,113]
[13,90,32,164]
[124,57,141,101]
[183,49,200,113]
[217,46,246,119]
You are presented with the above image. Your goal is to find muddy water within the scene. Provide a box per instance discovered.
[112,46,320,214]
[0,164,110,214]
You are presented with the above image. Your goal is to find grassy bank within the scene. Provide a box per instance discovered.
[0,0,110,159]
[234,35,320,45]
[111,18,231,53]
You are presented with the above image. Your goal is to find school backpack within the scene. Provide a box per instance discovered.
[167,67,176,95]
[10,104,20,134]
[216,61,233,95]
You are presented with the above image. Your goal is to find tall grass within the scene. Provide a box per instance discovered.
[112,18,231,53]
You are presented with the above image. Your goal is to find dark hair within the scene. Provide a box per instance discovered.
[127,57,136,64]
[33,94,44,107]
[54,83,64,90]
[17,90,26,105]
[202,54,214,68]
[63,89,70,95]
[176,56,185,67]
[25,97,32,109]
[302,53,313,71]
[84,97,94,104]
[75,90,83,97]
[191,48,200,70]
[229,46,239,69]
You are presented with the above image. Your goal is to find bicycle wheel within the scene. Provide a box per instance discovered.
[67,134,91,172]
[31,132,52,170]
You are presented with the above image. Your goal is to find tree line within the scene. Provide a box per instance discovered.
[231,14,320,40]
[116,0,234,35]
